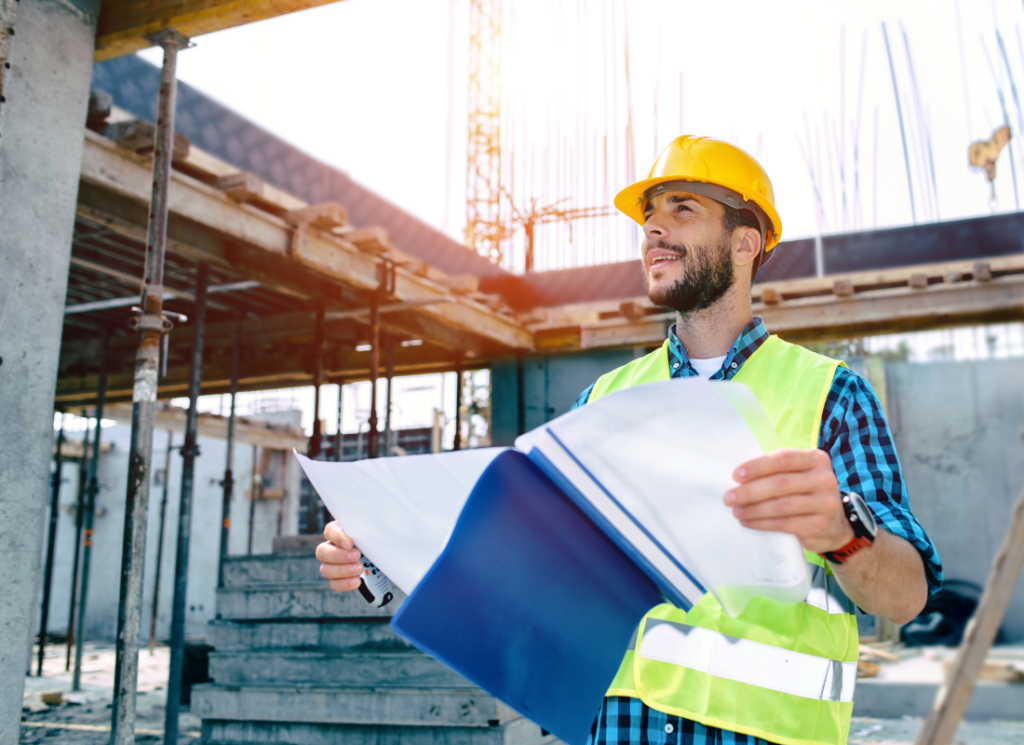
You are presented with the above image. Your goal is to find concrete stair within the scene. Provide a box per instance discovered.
[193,544,554,745]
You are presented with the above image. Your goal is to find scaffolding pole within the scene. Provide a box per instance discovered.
[218,317,241,588]
[110,27,190,745]
[310,303,325,458]
[148,432,176,654]
[36,412,65,675]
[453,358,463,451]
[164,261,209,745]
[367,295,380,459]
[73,335,108,692]
[334,380,344,462]
[384,336,395,456]
[65,412,90,671]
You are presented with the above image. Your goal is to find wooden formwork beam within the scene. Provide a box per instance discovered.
[78,131,533,352]
[95,0,349,61]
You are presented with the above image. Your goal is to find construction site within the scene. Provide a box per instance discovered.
[3,1,1024,744]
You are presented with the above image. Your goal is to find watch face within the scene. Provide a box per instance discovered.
[849,493,878,536]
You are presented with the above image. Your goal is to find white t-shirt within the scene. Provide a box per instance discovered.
[689,355,727,379]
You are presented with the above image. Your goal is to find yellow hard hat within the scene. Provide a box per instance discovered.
[614,136,783,264]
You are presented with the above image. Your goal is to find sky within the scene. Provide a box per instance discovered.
[140,0,1024,272]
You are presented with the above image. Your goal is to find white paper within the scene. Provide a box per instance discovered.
[296,448,507,593]
[517,377,809,616]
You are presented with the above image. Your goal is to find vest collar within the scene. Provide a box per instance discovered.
[667,316,770,381]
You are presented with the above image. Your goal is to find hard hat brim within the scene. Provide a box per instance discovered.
[614,175,782,253]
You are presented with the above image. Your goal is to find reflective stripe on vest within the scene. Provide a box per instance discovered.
[639,618,857,703]
[592,334,859,745]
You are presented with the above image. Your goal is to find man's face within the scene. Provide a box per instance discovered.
[640,191,735,315]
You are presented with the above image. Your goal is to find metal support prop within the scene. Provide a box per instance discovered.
[110,27,190,745]
[74,336,109,692]
[218,317,241,588]
[37,413,66,675]
[148,432,176,654]
[334,381,344,462]
[384,336,395,456]
[247,444,258,555]
[65,413,91,671]
[367,295,380,459]
[310,303,324,458]
[453,359,463,451]
[164,262,209,745]
[516,354,526,436]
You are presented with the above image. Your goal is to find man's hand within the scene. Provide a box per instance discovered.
[316,521,364,593]
[724,447,853,554]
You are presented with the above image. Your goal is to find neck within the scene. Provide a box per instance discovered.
[673,282,754,359]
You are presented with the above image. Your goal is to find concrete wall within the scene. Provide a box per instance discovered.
[884,358,1024,641]
[490,349,1024,639]
[38,416,302,644]
[0,0,101,738]
[491,348,653,445]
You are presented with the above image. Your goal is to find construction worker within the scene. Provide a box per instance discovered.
[317,136,943,745]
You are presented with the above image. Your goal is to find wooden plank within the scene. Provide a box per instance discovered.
[95,0,350,61]
[914,480,1024,745]
[78,131,534,351]
[760,274,1024,342]
[753,253,1024,302]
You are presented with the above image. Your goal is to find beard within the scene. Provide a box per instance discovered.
[643,233,735,315]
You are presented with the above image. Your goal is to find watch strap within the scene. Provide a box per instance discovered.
[821,535,874,565]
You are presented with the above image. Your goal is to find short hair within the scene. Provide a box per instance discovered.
[721,204,761,237]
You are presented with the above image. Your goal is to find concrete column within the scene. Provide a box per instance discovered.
[0,0,100,740]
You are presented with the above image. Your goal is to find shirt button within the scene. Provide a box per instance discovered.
[672,362,680,369]
[664,724,674,734]
[730,362,738,368]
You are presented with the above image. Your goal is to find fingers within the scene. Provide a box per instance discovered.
[317,545,364,594]
[731,494,824,522]
[726,467,837,507]
[328,577,363,593]
[315,540,361,565]
[323,520,353,550]
[733,448,832,483]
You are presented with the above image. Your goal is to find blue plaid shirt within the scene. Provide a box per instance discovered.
[572,317,942,745]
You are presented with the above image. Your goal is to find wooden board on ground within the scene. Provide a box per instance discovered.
[914,479,1024,745]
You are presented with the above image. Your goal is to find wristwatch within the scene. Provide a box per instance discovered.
[820,492,878,565]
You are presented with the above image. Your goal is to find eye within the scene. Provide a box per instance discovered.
[677,204,691,212]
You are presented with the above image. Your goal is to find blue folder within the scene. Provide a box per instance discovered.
[391,450,666,745]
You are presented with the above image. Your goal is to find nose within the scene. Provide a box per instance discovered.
[642,211,667,241]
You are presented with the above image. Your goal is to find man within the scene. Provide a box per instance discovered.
[317,136,942,745]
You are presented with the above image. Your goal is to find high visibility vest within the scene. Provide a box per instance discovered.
[588,335,858,745]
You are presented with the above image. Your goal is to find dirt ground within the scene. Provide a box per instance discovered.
[20,642,200,744]
[20,641,1024,744]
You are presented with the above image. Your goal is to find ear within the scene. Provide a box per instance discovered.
[732,226,762,268]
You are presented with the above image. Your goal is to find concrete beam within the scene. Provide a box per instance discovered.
[94,0,348,61]
[0,0,101,739]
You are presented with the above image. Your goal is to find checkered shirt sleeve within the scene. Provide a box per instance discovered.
[820,366,943,593]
